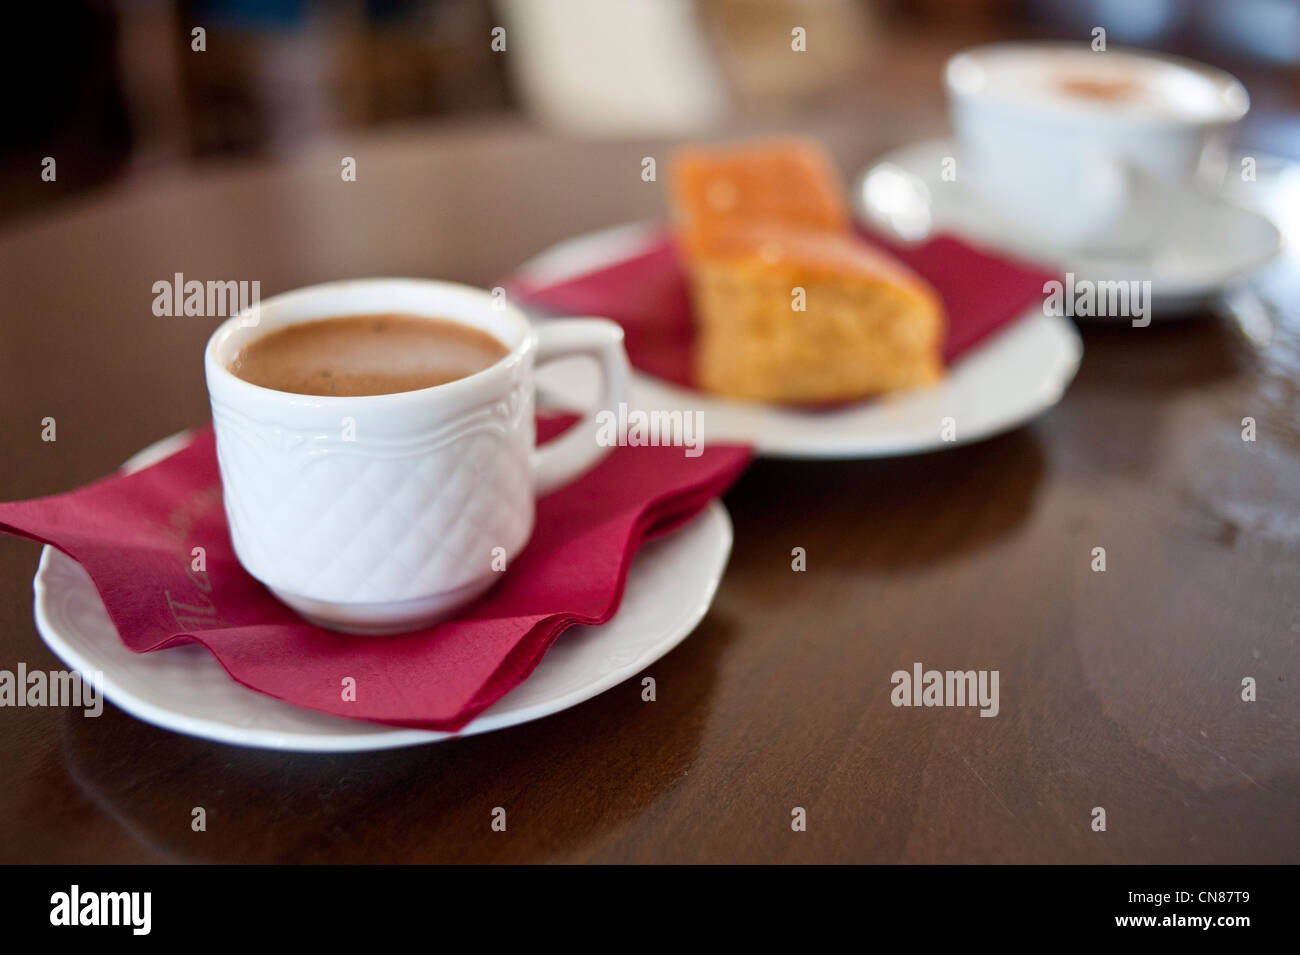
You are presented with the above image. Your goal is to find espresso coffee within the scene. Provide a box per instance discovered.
[230,313,509,396]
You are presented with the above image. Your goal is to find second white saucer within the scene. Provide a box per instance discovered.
[855,138,1282,315]
[516,221,1081,460]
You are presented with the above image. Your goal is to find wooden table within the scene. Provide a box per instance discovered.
[1,103,1296,863]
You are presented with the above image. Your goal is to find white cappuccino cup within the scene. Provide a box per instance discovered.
[946,42,1249,252]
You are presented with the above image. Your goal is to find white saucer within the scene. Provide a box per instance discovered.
[31,431,733,752]
[517,221,1082,459]
[855,138,1283,315]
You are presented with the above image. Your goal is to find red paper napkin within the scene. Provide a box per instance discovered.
[0,420,751,732]
[508,227,1057,389]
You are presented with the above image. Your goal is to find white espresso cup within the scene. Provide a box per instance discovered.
[204,279,629,634]
[945,42,1249,252]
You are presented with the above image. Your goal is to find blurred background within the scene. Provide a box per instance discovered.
[2,0,1298,223]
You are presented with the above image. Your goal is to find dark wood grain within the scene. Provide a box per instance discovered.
[1,98,1296,864]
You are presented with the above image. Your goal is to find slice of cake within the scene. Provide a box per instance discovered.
[688,222,944,403]
[670,141,946,404]
[672,140,850,254]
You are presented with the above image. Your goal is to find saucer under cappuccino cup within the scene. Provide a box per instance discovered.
[204,279,629,635]
[945,43,1250,252]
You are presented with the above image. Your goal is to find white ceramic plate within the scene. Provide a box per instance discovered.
[516,221,1083,459]
[32,431,733,752]
[855,138,1283,315]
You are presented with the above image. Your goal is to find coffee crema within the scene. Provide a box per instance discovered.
[1057,76,1140,104]
[229,313,509,396]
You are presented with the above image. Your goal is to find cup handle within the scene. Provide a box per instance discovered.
[531,318,629,496]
